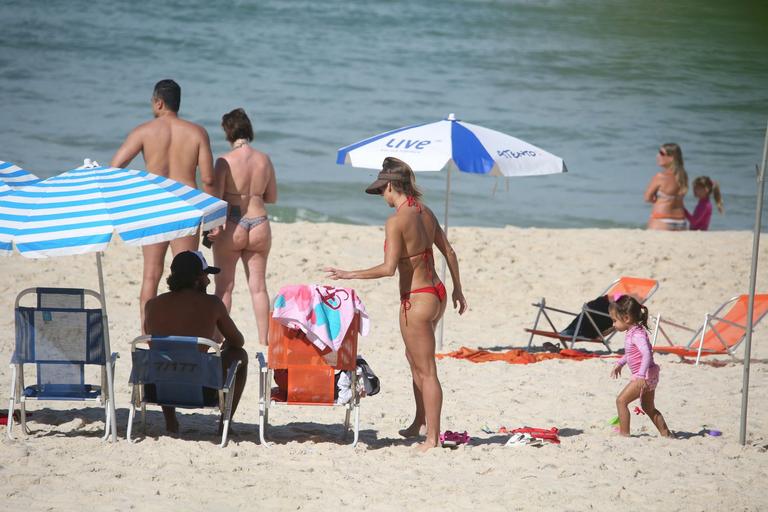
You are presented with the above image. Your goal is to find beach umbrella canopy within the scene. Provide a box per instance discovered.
[0,160,226,257]
[0,159,228,441]
[0,160,40,194]
[337,113,567,178]
[337,114,566,349]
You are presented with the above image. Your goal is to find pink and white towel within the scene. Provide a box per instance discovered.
[272,284,369,351]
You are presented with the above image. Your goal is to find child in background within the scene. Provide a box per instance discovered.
[685,176,724,231]
[609,295,673,438]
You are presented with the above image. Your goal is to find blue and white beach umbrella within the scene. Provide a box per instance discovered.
[338,114,566,349]
[0,160,40,194]
[0,160,227,257]
[0,159,227,442]
[337,113,567,177]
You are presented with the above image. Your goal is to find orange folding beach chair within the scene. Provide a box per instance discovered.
[652,294,768,365]
[257,314,362,447]
[526,276,659,352]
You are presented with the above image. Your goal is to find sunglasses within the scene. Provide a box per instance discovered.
[658,149,668,157]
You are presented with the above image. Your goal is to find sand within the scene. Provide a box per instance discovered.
[1,224,767,511]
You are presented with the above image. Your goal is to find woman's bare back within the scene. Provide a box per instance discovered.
[221,147,276,218]
[395,203,439,293]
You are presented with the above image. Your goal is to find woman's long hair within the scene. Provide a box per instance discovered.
[661,143,688,195]
[382,157,423,200]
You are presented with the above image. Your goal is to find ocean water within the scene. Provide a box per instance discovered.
[1,0,767,230]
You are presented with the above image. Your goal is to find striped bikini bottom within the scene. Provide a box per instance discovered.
[228,205,268,231]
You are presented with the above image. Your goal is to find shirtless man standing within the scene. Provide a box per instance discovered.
[144,250,248,433]
[111,79,215,330]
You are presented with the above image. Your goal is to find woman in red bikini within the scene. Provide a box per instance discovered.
[325,157,468,452]
[644,143,689,230]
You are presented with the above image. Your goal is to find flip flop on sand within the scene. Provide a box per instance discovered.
[505,433,543,447]
[440,430,470,448]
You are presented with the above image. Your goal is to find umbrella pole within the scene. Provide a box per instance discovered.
[437,166,452,351]
[97,251,119,443]
[740,121,768,446]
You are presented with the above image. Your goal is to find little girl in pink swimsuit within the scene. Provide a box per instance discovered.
[609,295,673,438]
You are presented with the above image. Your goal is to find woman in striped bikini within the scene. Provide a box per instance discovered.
[609,295,673,437]
[325,157,468,452]
[207,108,277,347]
[644,143,689,231]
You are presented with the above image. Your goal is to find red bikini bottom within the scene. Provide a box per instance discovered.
[400,282,446,324]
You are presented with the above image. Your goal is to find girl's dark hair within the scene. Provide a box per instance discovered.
[167,272,198,292]
[609,295,649,329]
[221,108,254,143]
[382,157,422,200]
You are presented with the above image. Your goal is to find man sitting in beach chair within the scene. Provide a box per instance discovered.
[526,276,659,352]
[140,251,248,436]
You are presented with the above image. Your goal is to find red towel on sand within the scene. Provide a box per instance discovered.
[436,346,613,364]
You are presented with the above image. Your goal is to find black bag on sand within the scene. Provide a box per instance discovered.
[560,295,612,339]
[356,356,380,396]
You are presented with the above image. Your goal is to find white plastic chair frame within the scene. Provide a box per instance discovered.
[126,335,241,448]
[527,279,658,352]
[257,353,362,448]
[651,296,766,366]
[7,288,118,441]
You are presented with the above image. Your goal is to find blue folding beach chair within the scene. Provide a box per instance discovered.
[7,287,118,440]
[127,335,242,447]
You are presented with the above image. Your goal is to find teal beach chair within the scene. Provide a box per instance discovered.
[7,287,118,440]
[127,335,243,447]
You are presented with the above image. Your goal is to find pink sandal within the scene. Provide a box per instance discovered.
[440,430,471,447]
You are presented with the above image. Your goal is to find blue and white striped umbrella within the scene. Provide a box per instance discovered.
[337,113,567,176]
[0,159,227,442]
[0,161,227,257]
[0,160,40,194]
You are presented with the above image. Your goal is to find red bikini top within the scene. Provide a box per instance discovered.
[384,196,434,277]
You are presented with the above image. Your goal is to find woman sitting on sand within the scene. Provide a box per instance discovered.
[207,108,277,346]
[644,143,689,231]
[325,157,468,452]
